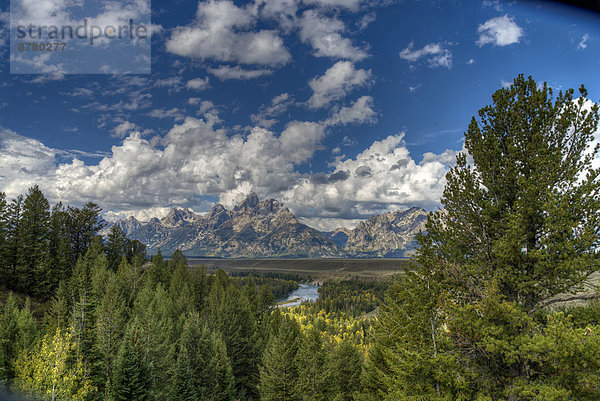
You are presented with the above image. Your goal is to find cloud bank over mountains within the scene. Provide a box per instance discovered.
[0,112,455,230]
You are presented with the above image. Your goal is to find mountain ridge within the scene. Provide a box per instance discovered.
[109,194,427,258]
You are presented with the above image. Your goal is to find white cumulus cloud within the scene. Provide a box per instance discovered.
[298,10,368,61]
[166,0,291,67]
[476,15,523,47]
[186,77,210,90]
[308,61,372,109]
[325,96,376,126]
[282,133,457,230]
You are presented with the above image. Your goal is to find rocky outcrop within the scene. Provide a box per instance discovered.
[340,207,427,257]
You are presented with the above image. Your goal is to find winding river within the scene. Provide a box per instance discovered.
[278,283,320,307]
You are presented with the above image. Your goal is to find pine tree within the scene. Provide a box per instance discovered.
[168,255,194,328]
[117,256,144,306]
[19,185,51,294]
[172,313,235,401]
[94,273,127,397]
[146,250,168,288]
[0,192,9,288]
[110,322,152,401]
[46,280,71,333]
[47,202,73,285]
[132,283,176,401]
[189,263,209,314]
[295,327,330,401]
[259,315,301,401]
[5,195,23,290]
[0,294,38,388]
[106,225,128,272]
[208,278,261,399]
[68,202,104,261]
[368,76,600,399]
[329,339,363,401]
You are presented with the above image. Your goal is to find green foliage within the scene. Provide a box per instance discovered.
[208,276,261,399]
[0,294,38,384]
[67,202,105,262]
[171,313,235,401]
[259,315,302,401]
[131,283,176,401]
[305,279,387,316]
[329,338,362,401]
[110,323,152,401]
[5,195,23,290]
[94,272,127,397]
[295,328,330,401]
[146,250,168,288]
[423,75,600,309]
[366,75,600,400]
[106,226,128,272]
[19,185,51,294]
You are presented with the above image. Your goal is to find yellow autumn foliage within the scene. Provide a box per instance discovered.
[14,327,96,401]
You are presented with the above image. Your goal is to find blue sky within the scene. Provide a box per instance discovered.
[0,0,599,230]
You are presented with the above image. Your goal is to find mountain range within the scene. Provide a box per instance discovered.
[109,193,427,258]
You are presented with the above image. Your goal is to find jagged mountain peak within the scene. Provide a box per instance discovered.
[161,207,198,226]
[234,192,260,213]
[125,215,140,224]
[342,207,427,257]
[208,203,227,216]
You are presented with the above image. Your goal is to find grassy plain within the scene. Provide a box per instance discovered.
[186,258,410,281]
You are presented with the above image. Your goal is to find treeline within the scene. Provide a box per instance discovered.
[231,272,300,300]
[0,185,145,298]
[308,280,388,316]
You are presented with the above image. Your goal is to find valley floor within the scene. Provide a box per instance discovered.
[185,257,410,280]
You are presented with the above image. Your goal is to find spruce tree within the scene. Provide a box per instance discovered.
[68,202,104,261]
[259,315,301,401]
[5,195,23,290]
[0,192,8,288]
[110,323,152,401]
[208,278,261,399]
[95,273,127,397]
[132,283,176,401]
[329,339,362,401]
[106,225,128,272]
[0,294,38,388]
[172,313,235,401]
[19,185,51,293]
[146,250,168,288]
[295,327,330,401]
[48,202,73,284]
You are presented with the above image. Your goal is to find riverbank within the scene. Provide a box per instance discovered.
[277,283,321,307]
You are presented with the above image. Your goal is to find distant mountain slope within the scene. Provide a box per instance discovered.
[109,194,428,258]
[339,207,427,257]
[116,194,345,258]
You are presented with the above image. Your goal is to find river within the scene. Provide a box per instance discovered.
[278,283,320,307]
